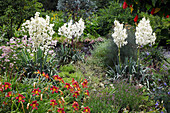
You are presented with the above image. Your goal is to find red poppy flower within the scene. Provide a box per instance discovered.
[134,15,138,22]
[16,94,25,103]
[83,106,90,113]
[57,108,65,113]
[166,15,169,18]
[72,101,79,111]
[3,82,11,90]
[6,91,12,97]
[73,91,80,98]
[82,79,88,88]
[85,90,89,96]
[64,83,71,90]
[72,81,79,88]
[151,8,155,15]
[50,99,58,106]
[30,101,39,110]
[50,86,59,94]
[129,4,132,7]
[32,88,41,96]
[123,1,128,9]
[53,75,64,83]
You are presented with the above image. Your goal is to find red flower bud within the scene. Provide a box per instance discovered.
[166,15,169,18]
[134,15,138,22]
[151,8,155,15]
[123,1,128,9]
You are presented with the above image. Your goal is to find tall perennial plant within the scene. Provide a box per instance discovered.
[21,12,55,55]
[58,18,85,46]
[135,17,156,64]
[112,20,128,65]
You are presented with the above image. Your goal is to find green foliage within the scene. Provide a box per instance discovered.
[113,80,143,110]
[91,0,113,9]
[0,0,43,39]
[97,1,134,36]
[107,57,150,84]
[83,13,100,39]
[18,48,58,78]
[0,71,90,112]
[55,44,84,65]
[38,0,58,11]
[141,44,168,70]
[139,12,170,45]
[59,64,75,73]
[125,0,170,16]
[91,26,137,67]
[85,86,121,113]
[57,0,96,21]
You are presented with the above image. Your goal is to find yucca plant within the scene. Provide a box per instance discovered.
[18,48,58,78]
[55,44,84,65]
[107,57,150,84]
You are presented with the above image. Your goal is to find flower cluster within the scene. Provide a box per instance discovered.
[112,20,128,48]
[58,18,85,39]
[135,17,156,46]
[22,12,55,55]
[1,71,90,112]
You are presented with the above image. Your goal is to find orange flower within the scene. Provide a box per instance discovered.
[82,79,88,88]
[42,72,46,77]
[83,106,90,113]
[72,101,79,111]
[45,73,49,79]
[35,70,41,74]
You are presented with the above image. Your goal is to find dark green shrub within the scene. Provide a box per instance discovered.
[38,0,58,11]
[0,0,43,39]
[97,1,134,36]
[57,0,96,21]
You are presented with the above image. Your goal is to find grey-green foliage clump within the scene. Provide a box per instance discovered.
[57,0,97,21]
[91,26,137,67]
